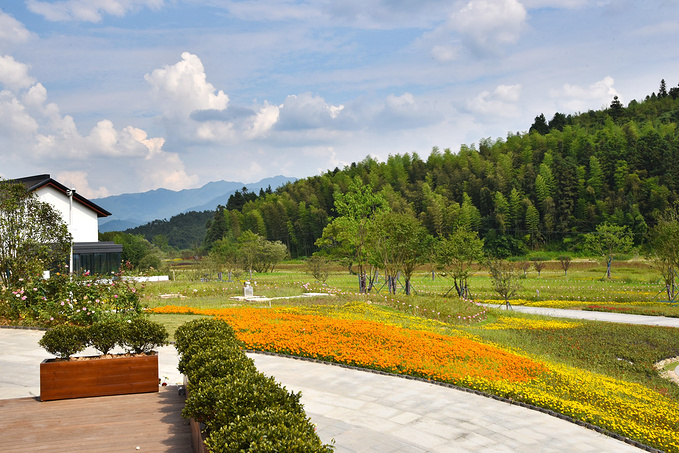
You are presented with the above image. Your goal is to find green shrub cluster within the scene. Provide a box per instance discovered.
[39,317,168,358]
[175,318,333,452]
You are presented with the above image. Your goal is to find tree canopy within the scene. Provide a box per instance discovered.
[0,181,71,287]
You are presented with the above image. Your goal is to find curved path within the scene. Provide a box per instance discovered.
[250,353,644,453]
[482,303,679,327]
[1,328,647,452]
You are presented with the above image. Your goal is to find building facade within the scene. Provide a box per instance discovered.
[13,175,122,275]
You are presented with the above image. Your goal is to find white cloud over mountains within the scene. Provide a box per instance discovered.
[1,0,676,196]
[0,50,197,197]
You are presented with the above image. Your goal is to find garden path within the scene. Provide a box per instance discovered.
[482,304,679,327]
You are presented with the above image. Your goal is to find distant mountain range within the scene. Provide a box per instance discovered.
[95,175,296,232]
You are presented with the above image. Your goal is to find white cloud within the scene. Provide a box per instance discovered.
[26,0,165,23]
[0,11,33,46]
[245,102,280,139]
[276,92,344,130]
[550,76,619,112]
[145,52,229,118]
[0,52,198,194]
[56,170,111,198]
[450,0,527,55]
[466,84,522,117]
[131,128,199,191]
[0,55,36,90]
[0,89,39,138]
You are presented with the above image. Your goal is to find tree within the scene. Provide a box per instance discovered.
[0,181,72,288]
[659,79,668,98]
[529,114,549,135]
[208,237,240,281]
[437,229,484,299]
[237,231,288,276]
[305,255,331,283]
[583,223,633,278]
[369,212,430,295]
[649,206,679,300]
[558,255,572,276]
[488,259,522,309]
[531,257,546,276]
[609,95,624,120]
[315,177,387,293]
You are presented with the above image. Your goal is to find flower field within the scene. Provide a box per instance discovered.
[152,302,679,452]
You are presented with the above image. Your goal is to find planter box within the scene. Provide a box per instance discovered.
[40,353,158,401]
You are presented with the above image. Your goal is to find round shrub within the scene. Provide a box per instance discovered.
[175,318,239,355]
[122,317,168,354]
[178,335,244,372]
[184,372,304,431]
[88,319,125,354]
[182,343,257,385]
[205,408,334,453]
[39,325,89,358]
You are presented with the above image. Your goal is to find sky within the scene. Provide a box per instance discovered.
[0,0,678,198]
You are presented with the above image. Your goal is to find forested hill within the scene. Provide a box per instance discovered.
[204,80,679,258]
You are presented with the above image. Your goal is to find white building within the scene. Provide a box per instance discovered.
[14,175,122,275]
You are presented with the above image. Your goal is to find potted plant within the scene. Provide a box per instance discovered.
[39,318,168,401]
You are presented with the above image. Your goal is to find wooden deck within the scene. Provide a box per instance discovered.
[0,386,192,452]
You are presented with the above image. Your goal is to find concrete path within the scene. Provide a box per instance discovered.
[482,303,679,327]
[0,328,648,452]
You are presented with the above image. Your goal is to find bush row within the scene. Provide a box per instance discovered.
[175,318,334,452]
[39,317,168,358]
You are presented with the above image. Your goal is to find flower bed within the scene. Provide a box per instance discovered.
[153,303,679,452]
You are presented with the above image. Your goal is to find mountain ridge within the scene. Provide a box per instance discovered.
[96,175,296,232]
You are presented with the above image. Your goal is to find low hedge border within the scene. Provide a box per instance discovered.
[247,349,663,453]
[175,319,333,452]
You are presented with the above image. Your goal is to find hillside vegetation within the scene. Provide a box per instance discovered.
[200,80,679,258]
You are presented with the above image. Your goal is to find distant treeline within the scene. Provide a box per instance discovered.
[141,79,679,257]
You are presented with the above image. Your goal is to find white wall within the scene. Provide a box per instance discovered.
[35,186,99,242]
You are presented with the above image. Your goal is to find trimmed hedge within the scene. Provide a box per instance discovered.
[206,407,333,453]
[175,318,333,452]
[39,317,168,358]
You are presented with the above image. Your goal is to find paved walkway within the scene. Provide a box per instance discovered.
[0,328,650,452]
[482,303,679,327]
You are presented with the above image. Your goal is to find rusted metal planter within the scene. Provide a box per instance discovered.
[40,353,158,401]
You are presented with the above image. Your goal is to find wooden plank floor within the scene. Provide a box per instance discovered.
[0,386,192,452]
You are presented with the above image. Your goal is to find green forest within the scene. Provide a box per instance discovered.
[131,79,679,260]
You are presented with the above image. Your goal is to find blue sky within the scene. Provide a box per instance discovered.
[1,0,678,197]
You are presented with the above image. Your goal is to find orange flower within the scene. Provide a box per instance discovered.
[152,305,546,383]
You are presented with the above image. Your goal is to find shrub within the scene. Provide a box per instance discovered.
[88,319,125,354]
[177,317,333,451]
[122,317,168,354]
[205,408,334,453]
[39,325,89,358]
[184,372,304,430]
[175,318,239,355]
[181,343,257,384]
